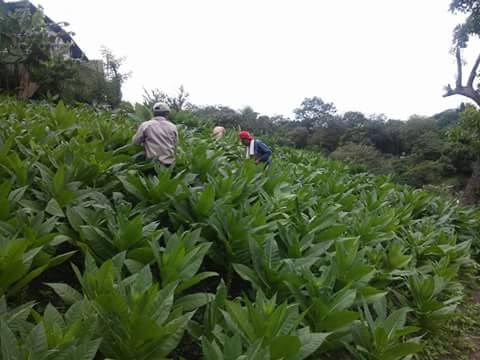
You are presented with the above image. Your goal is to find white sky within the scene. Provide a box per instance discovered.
[28,0,479,119]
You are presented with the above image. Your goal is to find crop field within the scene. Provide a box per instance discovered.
[1,97,479,359]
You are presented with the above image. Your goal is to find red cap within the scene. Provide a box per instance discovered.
[239,131,252,140]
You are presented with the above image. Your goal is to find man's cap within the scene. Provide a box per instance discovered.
[153,102,171,113]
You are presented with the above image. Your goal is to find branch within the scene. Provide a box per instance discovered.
[456,47,463,89]
[467,51,480,88]
[443,83,480,107]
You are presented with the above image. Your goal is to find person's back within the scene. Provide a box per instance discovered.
[239,130,272,165]
[133,102,178,165]
[253,139,272,165]
[213,126,225,139]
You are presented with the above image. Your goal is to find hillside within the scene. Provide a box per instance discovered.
[1,97,480,359]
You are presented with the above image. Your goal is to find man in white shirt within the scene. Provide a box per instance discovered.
[132,102,178,167]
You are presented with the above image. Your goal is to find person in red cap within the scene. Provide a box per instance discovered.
[239,131,272,166]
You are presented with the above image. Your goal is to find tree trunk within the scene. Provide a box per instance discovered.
[463,159,480,205]
[17,64,39,99]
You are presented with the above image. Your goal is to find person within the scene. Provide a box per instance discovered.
[239,130,272,166]
[132,102,178,167]
[213,126,226,139]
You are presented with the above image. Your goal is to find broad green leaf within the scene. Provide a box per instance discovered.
[46,283,83,305]
[46,198,65,217]
[382,342,423,360]
[175,293,215,312]
[270,335,301,359]
[0,321,20,360]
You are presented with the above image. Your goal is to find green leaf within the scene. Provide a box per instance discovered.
[176,272,218,294]
[297,329,330,359]
[383,307,410,340]
[47,251,77,268]
[233,263,262,290]
[175,293,215,312]
[77,338,102,360]
[270,335,301,359]
[321,310,359,331]
[224,334,243,360]
[0,321,20,360]
[8,186,28,204]
[194,184,215,217]
[202,337,223,360]
[46,197,65,217]
[9,265,48,295]
[46,283,83,305]
[24,323,48,355]
[382,342,423,360]
[316,225,347,241]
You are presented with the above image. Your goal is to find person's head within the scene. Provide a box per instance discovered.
[239,130,253,146]
[213,126,226,139]
[152,102,171,118]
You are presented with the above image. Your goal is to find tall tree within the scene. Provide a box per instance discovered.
[100,47,130,107]
[294,97,337,129]
[0,2,76,98]
[444,1,480,204]
[444,0,480,105]
[143,85,190,112]
[449,105,480,203]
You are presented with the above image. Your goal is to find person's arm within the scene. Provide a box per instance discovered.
[132,123,147,145]
[256,141,272,163]
[174,127,178,147]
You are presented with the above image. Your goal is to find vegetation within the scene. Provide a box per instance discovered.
[1,1,480,357]
[0,97,479,359]
[0,1,128,106]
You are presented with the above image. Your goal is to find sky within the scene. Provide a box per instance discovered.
[28,0,478,119]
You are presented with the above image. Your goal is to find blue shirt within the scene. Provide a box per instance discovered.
[254,139,272,164]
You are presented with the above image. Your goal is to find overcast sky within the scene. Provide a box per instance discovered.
[29,0,478,119]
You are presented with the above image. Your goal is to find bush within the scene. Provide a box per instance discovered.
[394,159,446,187]
[330,143,389,174]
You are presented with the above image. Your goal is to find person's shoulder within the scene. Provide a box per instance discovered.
[142,119,156,126]
[138,119,154,129]
[164,120,178,130]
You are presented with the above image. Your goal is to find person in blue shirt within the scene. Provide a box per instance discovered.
[239,130,272,166]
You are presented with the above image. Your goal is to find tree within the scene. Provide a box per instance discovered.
[343,111,368,128]
[143,85,191,112]
[294,96,337,129]
[433,106,464,128]
[448,105,480,203]
[331,143,387,174]
[0,2,76,98]
[100,47,130,108]
[193,105,242,129]
[308,127,345,153]
[287,127,309,148]
[444,0,480,105]
[401,116,439,153]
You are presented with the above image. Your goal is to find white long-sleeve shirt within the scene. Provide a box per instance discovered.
[132,117,178,165]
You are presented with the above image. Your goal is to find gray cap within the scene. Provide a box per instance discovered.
[153,102,170,113]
